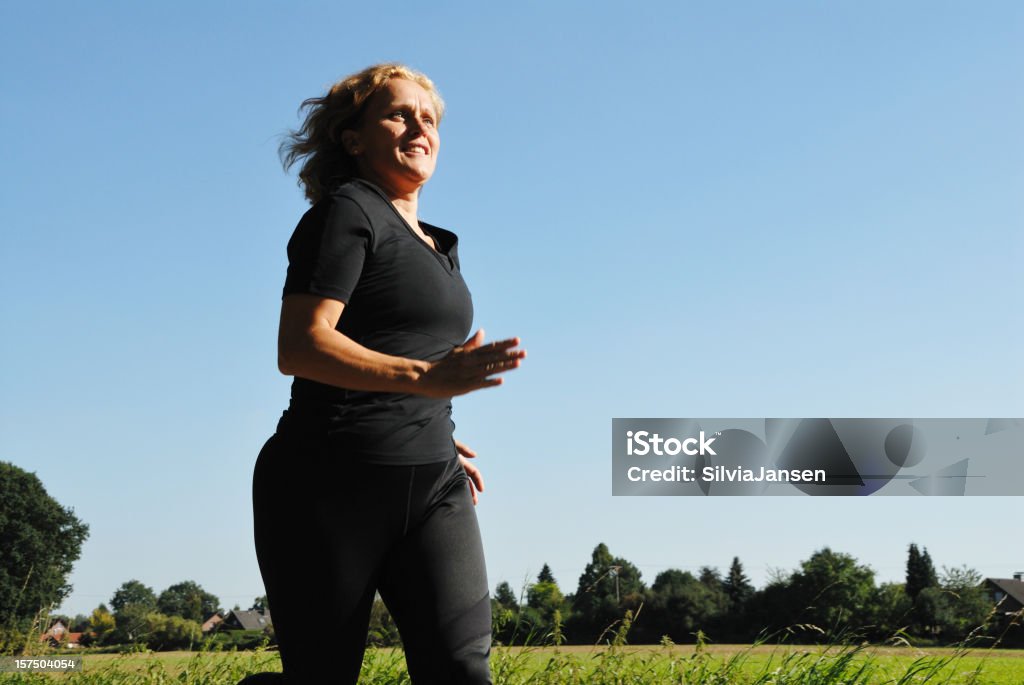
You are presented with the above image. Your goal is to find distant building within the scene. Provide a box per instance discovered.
[202,609,272,633]
[39,619,84,648]
[984,572,1024,615]
[201,614,223,633]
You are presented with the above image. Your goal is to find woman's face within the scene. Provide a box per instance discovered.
[346,78,440,195]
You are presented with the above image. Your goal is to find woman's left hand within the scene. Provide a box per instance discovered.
[455,439,484,505]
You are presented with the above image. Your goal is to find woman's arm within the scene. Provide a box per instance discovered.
[277,293,425,391]
[278,293,524,398]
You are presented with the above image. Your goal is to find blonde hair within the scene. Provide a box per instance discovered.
[280,63,445,204]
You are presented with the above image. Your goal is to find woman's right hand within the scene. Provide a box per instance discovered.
[417,329,526,398]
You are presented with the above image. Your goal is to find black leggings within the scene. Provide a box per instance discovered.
[250,432,493,684]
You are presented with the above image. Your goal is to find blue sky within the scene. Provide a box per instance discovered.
[1,2,1021,619]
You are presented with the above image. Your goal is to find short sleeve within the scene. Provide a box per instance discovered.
[282,195,374,303]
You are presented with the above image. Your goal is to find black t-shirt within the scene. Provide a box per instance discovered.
[276,178,474,464]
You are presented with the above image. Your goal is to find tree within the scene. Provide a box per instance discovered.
[723,557,754,609]
[493,581,519,612]
[491,581,520,646]
[864,582,913,642]
[930,565,990,641]
[494,566,566,644]
[0,461,89,632]
[111,603,152,644]
[905,544,938,601]
[527,566,564,623]
[906,544,942,637]
[643,569,728,644]
[367,596,400,647]
[940,565,983,592]
[157,581,221,622]
[110,580,157,615]
[86,604,116,646]
[789,547,876,632]
[249,595,269,614]
[567,543,645,642]
[698,566,722,588]
[144,613,202,650]
[720,557,756,641]
[745,572,798,637]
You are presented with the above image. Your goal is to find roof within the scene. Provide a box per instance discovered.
[201,614,224,632]
[228,610,272,631]
[986,578,1024,609]
[39,626,83,644]
[45,619,67,633]
[40,620,67,640]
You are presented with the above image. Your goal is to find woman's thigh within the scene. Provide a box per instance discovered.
[252,434,404,683]
[376,457,493,684]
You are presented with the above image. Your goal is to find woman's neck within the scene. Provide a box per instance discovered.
[389,194,419,228]
[356,171,420,226]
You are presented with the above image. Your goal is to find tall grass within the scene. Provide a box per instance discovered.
[0,643,1010,684]
[489,622,955,684]
[0,649,278,684]
[485,611,1009,684]
[1,611,1020,684]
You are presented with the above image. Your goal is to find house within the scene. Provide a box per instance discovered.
[224,609,272,631]
[39,619,84,648]
[202,609,272,633]
[201,614,223,633]
[984,572,1024,615]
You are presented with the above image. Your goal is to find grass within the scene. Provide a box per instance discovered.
[4,610,1023,684]
[491,642,1024,684]
[2,642,1023,684]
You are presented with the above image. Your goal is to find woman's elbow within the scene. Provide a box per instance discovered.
[277,351,294,376]
[277,324,337,378]
[277,335,304,376]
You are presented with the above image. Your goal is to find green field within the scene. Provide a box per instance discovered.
[2,644,1024,684]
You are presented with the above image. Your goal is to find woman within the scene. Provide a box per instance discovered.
[248,64,524,684]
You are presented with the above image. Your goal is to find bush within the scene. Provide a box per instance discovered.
[201,629,271,651]
[144,613,203,650]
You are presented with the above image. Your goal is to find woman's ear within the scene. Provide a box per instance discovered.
[341,129,361,156]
